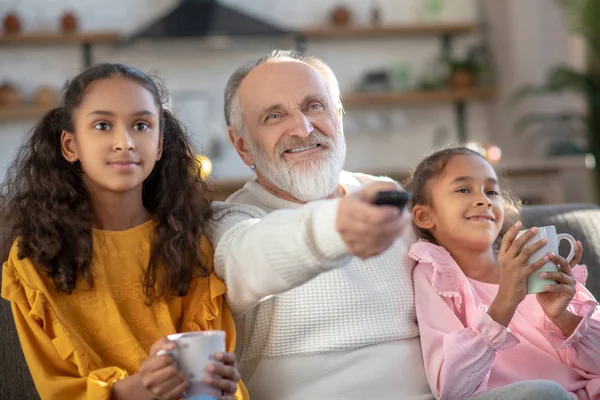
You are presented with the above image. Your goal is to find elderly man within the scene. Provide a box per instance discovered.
[208,50,571,400]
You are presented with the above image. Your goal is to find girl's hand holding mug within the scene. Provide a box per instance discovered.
[497,223,549,305]
[536,242,583,337]
[140,337,189,400]
[205,352,241,400]
[111,336,188,400]
[489,222,549,326]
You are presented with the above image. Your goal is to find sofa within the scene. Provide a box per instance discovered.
[1,203,599,399]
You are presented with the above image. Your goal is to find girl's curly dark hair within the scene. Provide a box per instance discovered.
[0,63,212,300]
[403,146,521,248]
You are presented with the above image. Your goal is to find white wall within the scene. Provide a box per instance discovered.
[0,0,575,180]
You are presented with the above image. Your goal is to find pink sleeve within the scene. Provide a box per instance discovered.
[544,268,600,390]
[414,262,520,400]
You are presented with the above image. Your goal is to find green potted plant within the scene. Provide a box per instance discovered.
[449,59,477,89]
[511,0,600,198]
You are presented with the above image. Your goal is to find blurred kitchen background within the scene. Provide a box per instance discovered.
[0,0,597,204]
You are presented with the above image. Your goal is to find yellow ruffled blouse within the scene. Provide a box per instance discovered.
[1,219,248,400]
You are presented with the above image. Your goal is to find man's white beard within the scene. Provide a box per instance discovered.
[250,131,346,202]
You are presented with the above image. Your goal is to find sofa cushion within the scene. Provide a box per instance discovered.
[0,273,39,399]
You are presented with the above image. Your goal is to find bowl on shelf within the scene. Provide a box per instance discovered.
[0,83,22,106]
[330,5,352,26]
[33,86,59,107]
[61,12,79,33]
[2,12,21,34]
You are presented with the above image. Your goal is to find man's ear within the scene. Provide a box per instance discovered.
[228,127,255,167]
[61,130,79,163]
[337,105,344,120]
[412,204,436,230]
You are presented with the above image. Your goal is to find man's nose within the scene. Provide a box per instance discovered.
[288,110,314,138]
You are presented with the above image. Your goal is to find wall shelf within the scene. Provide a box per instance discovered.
[0,104,54,121]
[0,31,120,45]
[0,31,121,68]
[342,87,496,107]
[301,22,478,39]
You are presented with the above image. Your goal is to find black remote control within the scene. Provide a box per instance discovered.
[372,190,410,212]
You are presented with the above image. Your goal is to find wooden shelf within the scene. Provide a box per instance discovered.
[301,22,478,39]
[342,87,497,107]
[0,104,54,121]
[0,31,120,45]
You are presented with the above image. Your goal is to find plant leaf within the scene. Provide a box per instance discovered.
[513,112,587,136]
[558,0,600,56]
[509,66,592,105]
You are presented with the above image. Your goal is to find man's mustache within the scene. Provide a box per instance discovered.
[276,131,333,154]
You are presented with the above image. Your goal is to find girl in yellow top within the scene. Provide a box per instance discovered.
[0,63,248,400]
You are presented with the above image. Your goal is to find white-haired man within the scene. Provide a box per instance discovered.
[208,50,571,400]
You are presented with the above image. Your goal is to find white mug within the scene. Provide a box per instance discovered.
[516,225,576,294]
[156,330,226,400]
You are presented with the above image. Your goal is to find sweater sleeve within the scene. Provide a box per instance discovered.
[413,261,520,400]
[543,266,600,391]
[1,250,127,400]
[208,199,351,315]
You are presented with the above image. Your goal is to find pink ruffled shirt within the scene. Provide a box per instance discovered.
[410,241,600,400]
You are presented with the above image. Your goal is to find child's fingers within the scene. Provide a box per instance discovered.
[149,337,175,356]
[214,352,237,366]
[570,241,583,268]
[509,227,540,259]
[499,221,522,255]
[515,238,547,266]
[141,367,187,399]
[205,375,238,394]
[139,351,177,376]
[206,363,240,382]
[160,376,189,400]
[152,364,182,384]
[544,283,576,297]
[548,253,574,277]
[540,271,577,288]
[523,254,549,276]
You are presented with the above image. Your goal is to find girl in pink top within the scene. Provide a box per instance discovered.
[407,147,600,400]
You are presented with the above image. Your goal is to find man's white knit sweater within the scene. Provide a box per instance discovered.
[208,171,433,400]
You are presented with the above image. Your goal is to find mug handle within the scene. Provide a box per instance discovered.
[557,233,577,262]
